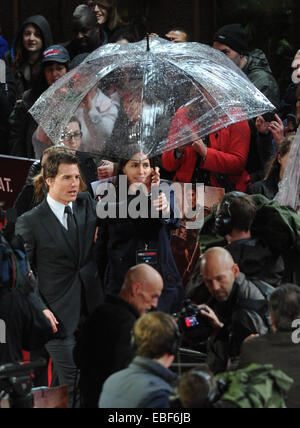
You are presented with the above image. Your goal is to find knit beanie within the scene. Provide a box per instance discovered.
[213,24,249,55]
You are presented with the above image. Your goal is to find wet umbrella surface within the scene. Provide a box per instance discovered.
[30,37,274,159]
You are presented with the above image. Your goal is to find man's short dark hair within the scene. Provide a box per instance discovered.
[177,365,216,408]
[269,284,300,332]
[133,312,179,359]
[219,193,257,233]
[43,151,79,181]
[73,4,96,23]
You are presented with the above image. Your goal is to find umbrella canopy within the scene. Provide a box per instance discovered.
[30,37,274,159]
[275,130,300,213]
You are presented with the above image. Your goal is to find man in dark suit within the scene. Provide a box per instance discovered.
[239,284,300,408]
[16,151,103,407]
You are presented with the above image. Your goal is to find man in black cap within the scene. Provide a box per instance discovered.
[213,23,280,106]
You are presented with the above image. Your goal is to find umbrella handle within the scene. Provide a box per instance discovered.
[146,33,150,52]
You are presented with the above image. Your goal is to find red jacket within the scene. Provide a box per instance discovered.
[162,107,251,192]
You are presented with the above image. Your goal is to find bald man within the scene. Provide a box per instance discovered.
[75,264,163,408]
[199,247,272,373]
[65,4,107,61]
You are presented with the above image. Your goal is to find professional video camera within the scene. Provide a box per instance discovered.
[174,300,213,343]
[0,359,46,408]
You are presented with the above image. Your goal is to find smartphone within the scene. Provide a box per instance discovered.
[263,111,277,123]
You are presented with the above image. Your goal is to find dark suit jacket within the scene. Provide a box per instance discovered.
[239,332,300,408]
[16,192,103,337]
[74,295,139,408]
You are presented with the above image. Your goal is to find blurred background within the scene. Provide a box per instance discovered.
[1,0,299,94]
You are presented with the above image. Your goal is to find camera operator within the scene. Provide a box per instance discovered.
[0,208,54,365]
[199,247,272,373]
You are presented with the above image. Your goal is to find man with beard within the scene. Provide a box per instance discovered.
[199,247,272,373]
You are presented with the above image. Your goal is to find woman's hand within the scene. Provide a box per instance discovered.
[269,114,285,145]
[145,167,160,192]
[153,192,170,215]
[255,116,270,135]
[98,161,115,180]
[192,139,207,159]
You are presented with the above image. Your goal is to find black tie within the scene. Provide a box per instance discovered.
[64,206,78,243]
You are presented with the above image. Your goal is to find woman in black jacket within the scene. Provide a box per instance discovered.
[96,145,184,314]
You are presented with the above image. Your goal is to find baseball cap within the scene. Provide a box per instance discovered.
[42,45,70,64]
[213,24,249,55]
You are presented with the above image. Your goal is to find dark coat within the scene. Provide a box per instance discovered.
[96,198,184,314]
[207,273,271,373]
[99,356,177,408]
[242,49,280,107]
[239,332,300,408]
[8,87,41,158]
[0,289,53,364]
[5,15,53,99]
[227,238,284,287]
[15,193,103,337]
[0,64,16,155]
[74,295,139,408]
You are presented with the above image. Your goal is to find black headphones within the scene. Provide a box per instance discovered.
[131,316,182,357]
[190,369,220,407]
[214,191,246,237]
[169,319,182,356]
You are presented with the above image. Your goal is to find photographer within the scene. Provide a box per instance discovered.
[0,208,53,365]
[199,247,271,373]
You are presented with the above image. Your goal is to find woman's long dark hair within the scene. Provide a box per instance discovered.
[264,135,294,183]
[87,0,127,31]
[11,23,45,72]
[114,144,155,188]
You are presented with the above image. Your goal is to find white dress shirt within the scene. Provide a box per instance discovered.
[47,194,73,230]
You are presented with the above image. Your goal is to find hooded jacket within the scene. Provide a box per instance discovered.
[5,15,53,98]
[242,49,280,107]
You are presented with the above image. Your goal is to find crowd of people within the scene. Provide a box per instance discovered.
[0,1,300,409]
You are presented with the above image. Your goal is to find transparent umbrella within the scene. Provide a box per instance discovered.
[30,37,274,159]
[275,129,300,213]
